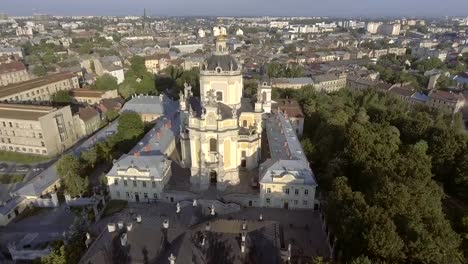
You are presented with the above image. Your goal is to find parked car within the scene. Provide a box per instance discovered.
[16,165,30,172]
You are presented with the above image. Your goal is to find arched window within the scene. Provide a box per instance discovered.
[209,138,217,152]
[242,120,248,127]
[262,92,267,102]
[216,91,223,101]
[218,45,223,52]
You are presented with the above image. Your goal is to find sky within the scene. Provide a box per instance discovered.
[0,0,467,17]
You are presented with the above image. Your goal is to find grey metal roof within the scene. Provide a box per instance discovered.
[259,159,316,185]
[108,154,171,180]
[130,117,175,156]
[0,196,25,215]
[203,54,240,71]
[272,77,314,85]
[121,95,164,116]
[14,164,59,197]
[260,111,317,186]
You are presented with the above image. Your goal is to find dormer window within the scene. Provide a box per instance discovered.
[216,67,222,74]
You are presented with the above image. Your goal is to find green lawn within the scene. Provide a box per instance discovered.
[0,174,25,184]
[0,151,51,164]
[102,200,128,217]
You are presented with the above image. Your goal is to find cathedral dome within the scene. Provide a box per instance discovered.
[202,54,240,72]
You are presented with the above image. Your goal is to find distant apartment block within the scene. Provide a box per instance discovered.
[144,53,170,74]
[70,89,119,105]
[312,73,347,92]
[411,47,448,61]
[0,61,30,86]
[427,90,465,114]
[271,77,314,89]
[0,47,23,59]
[0,104,78,156]
[0,72,79,103]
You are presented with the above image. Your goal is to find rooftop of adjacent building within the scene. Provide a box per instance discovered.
[0,72,76,99]
[429,89,466,102]
[274,99,304,118]
[271,77,313,85]
[0,60,26,74]
[0,103,63,121]
[78,106,100,122]
[120,94,164,116]
[261,110,316,186]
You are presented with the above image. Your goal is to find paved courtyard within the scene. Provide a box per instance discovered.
[0,204,75,253]
[86,201,329,262]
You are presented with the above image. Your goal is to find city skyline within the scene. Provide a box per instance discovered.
[1,0,468,17]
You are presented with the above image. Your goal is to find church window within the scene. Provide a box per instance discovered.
[295,189,299,195]
[241,151,246,158]
[242,120,248,127]
[304,189,309,195]
[216,91,223,101]
[262,92,267,102]
[209,138,217,152]
[267,188,271,193]
[285,188,290,195]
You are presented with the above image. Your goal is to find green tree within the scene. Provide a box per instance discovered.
[105,109,119,121]
[94,74,118,91]
[32,65,47,76]
[41,245,66,264]
[56,155,89,197]
[51,90,72,104]
[81,148,98,169]
[117,112,144,140]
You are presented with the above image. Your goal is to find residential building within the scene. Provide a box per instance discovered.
[271,77,314,89]
[0,104,78,156]
[274,99,304,137]
[144,53,170,74]
[120,95,165,122]
[347,75,379,91]
[0,47,23,59]
[106,118,175,202]
[427,90,465,113]
[259,110,317,209]
[312,73,347,92]
[411,47,448,61]
[171,43,204,54]
[183,55,205,70]
[75,107,101,138]
[366,22,382,34]
[0,61,30,86]
[16,26,33,37]
[70,89,119,105]
[0,72,79,103]
[379,23,401,36]
[98,98,124,114]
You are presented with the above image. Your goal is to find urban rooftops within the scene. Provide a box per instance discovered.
[0,72,76,98]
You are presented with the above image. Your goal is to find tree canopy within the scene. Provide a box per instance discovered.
[276,86,467,263]
[56,154,89,197]
[116,111,144,141]
[51,90,72,104]
[94,74,118,91]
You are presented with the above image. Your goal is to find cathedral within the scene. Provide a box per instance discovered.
[179,33,272,191]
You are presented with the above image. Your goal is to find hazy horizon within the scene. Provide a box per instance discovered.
[1,0,468,18]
